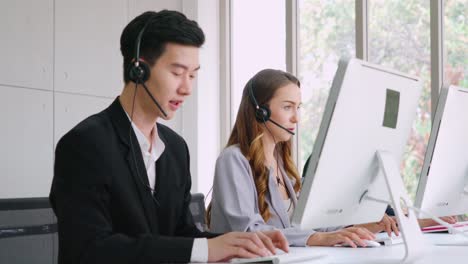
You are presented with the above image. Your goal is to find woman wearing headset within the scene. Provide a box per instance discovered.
[207,69,395,247]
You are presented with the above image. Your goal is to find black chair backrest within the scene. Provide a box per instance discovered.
[0,197,57,264]
[189,193,207,232]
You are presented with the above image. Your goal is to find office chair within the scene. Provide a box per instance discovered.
[189,193,207,232]
[0,197,58,264]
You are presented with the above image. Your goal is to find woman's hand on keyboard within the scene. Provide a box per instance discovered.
[419,215,457,228]
[306,226,375,248]
[356,213,399,237]
[258,230,289,254]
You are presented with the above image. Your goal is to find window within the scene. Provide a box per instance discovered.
[445,0,467,87]
[231,0,286,125]
[367,0,431,200]
[235,1,465,200]
[298,0,355,174]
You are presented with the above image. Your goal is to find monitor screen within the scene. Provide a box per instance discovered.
[414,85,468,217]
[292,58,422,229]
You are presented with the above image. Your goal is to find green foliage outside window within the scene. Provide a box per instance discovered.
[299,0,467,202]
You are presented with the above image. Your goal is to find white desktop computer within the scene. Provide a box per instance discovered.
[292,58,427,263]
[415,85,468,216]
[414,85,468,245]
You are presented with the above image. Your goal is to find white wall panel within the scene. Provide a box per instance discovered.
[0,86,53,198]
[0,0,206,198]
[54,92,182,148]
[181,0,221,194]
[0,0,53,90]
[54,93,113,145]
[55,0,127,97]
[128,0,182,19]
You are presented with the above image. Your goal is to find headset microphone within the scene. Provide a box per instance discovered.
[141,82,168,117]
[128,17,168,118]
[127,15,166,208]
[268,119,295,135]
[248,78,295,136]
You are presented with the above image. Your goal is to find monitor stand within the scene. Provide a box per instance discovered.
[366,150,431,263]
[417,170,468,246]
[424,217,468,246]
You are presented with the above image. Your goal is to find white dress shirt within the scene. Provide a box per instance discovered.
[127,115,208,262]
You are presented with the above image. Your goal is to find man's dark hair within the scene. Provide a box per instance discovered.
[120,10,205,83]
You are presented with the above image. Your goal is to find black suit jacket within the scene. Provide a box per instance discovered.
[50,98,217,264]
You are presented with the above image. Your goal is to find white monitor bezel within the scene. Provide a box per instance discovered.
[414,84,468,217]
[292,58,422,229]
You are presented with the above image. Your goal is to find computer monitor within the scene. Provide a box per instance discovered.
[292,58,422,230]
[414,85,468,217]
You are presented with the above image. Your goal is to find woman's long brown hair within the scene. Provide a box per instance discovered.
[206,69,301,227]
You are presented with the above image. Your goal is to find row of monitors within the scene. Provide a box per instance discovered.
[293,58,467,230]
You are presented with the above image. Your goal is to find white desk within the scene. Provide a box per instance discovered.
[201,234,468,264]
[284,234,468,264]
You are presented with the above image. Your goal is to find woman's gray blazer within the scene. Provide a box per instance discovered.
[209,145,340,246]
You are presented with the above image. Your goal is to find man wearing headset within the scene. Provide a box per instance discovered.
[49,10,288,264]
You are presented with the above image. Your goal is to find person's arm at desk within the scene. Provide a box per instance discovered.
[51,132,202,263]
[176,142,289,262]
[419,216,457,228]
[51,132,288,263]
[210,149,374,248]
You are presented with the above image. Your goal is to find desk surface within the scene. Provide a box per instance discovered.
[198,234,468,264]
[284,233,468,264]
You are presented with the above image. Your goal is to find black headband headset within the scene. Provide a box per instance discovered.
[127,16,170,207]
[247,78,295,135]
[205,78,296,203]
[128,16,168,117]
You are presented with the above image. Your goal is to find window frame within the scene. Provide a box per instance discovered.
[221,0,449,169]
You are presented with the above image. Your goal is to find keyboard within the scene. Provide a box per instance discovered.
[421,221,468,234]
[374,232,403,246]
[230,252,327,264]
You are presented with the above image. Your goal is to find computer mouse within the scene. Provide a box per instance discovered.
[341,239,381,248]
[363,240,381,247]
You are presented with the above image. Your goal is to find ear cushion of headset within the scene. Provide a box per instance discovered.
[255,106,271,123]
[129,60,151,83]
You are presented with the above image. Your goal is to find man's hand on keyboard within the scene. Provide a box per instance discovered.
[207,230,288,262]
